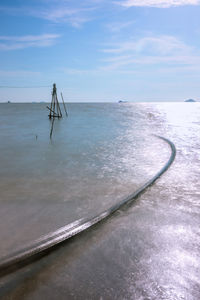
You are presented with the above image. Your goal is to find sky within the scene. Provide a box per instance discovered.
[0,0,200,102]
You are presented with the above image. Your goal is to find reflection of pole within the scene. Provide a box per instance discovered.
[61,93,68,117]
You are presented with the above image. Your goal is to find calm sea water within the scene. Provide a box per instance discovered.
[0,103,200,299]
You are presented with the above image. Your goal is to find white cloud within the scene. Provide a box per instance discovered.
[37,8,79,22]
[100,35,200,71]
[106,21,135,33]
[33,7,92,26]
[0,3,96,28]
[64,68,100,75]
[118,0,200,8]
[0,34,60,50]
[0,70,41,77]
[101,55,200,71]
[102,35,191,55]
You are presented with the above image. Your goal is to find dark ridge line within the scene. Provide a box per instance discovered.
[0,135,176,277]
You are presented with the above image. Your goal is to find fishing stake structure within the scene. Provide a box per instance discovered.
[47,83,62,119]
[46,84,68,138]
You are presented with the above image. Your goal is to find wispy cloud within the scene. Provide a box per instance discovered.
[101,55,200,71]
[106,21,135,33]
[118,0,200,8]
[30,6,94,27]
[61,35,200,75]
[0,70,41,77]
[100,35,200,71]
[0,34,60,50]
[0,2,96,28]
[102,35,190,55]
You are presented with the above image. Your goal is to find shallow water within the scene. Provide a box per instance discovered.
[0,102,200,299]
[0,103,170,252]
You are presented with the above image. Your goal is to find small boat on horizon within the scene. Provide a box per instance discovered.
[118,100,128,103]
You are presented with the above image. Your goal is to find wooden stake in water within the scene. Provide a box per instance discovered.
[61,93,68,117]
[48,84,62,119]
[47,83,65,138]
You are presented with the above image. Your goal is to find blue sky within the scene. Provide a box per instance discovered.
[0,0,200,102]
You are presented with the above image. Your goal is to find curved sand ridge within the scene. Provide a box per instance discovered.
[0,135,176,277]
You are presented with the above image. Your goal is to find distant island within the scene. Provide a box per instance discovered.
[185,99,196,102]
[118,100,128,103]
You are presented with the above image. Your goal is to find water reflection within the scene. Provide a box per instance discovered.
[0,103,200,299]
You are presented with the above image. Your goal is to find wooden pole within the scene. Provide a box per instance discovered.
[56,94,62,118]
[46,106,59,117]
[53,84,56,118]
[61,93,68,117]
[48,83,63,138]
[49,91,53,118]
[48,83,63,118]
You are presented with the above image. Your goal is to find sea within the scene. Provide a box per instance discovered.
[0,102,200,300]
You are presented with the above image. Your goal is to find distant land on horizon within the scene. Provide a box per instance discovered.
[184,99,197,102]
[1,99,199,104]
